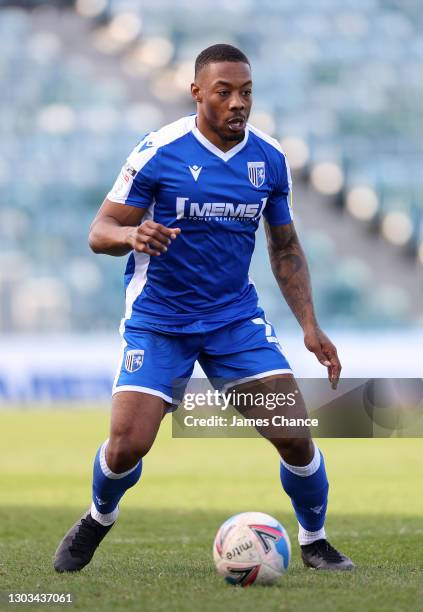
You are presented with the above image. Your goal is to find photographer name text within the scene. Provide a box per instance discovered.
[183,415,319,428]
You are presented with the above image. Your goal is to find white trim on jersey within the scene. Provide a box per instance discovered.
[248,123,292,190]
[107,115,196,204]
[121,202,156,325]
[124,250,150,321]
[247,123,284,153]
[107,143,158,204]
[138,114,195,159]
[192,124,249,162]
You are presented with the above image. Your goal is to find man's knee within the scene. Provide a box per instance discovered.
[106,433,153,473]
[270,436,314,465]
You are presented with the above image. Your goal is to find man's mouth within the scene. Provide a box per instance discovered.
[227,117,246,131]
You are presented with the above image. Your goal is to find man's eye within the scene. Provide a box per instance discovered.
[243,90,252,96]
[218,91,229,96]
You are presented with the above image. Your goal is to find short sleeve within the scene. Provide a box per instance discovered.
[262,152,293,226]
[107,136,159,208]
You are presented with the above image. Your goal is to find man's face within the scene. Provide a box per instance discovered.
[191,61,253,142]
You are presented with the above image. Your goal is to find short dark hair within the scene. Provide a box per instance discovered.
[195,44,250,78]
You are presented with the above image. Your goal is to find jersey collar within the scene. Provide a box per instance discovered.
[192,118,249,162]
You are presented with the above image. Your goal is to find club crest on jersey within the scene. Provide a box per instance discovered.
[125,349,144,373]
[247,161,265,188]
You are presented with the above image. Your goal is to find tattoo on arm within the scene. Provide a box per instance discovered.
[277,253,302,284]
[264,221,317,329]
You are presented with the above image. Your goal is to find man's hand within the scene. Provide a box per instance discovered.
[127,221,181,256]
[89,199,181,257]
[304,326,341,389]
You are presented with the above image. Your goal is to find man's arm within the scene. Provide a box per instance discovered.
[88,198,180,257]
[264,220,341,388]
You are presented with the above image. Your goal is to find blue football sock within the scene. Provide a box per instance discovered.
[91,439,142,526]
[280,442,329,545]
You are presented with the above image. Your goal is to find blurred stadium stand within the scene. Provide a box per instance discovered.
[0,0,422,335]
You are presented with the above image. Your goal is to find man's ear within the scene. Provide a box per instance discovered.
[191,82,201,103]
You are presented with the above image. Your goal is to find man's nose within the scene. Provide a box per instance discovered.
[228,93,245,110]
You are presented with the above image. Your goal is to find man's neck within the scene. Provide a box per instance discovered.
[195,115,244,153]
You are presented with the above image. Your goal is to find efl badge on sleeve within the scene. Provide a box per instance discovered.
[125,349,144,373]
[247,161,266,188]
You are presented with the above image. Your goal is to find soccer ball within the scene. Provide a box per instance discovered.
[213,512,291,586]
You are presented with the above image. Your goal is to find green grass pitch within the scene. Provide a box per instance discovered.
[0,408,422,611]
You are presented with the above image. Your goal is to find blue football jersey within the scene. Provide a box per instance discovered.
[107,114,293,333]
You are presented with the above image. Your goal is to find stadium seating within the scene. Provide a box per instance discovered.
[0,1,420,332]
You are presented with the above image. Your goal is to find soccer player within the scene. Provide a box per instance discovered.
[54,44,354,572]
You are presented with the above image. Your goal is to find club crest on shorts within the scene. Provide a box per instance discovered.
[125,349,144,373]
[247,161,265,188]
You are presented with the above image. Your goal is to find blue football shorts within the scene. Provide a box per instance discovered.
[113,309,292,406]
